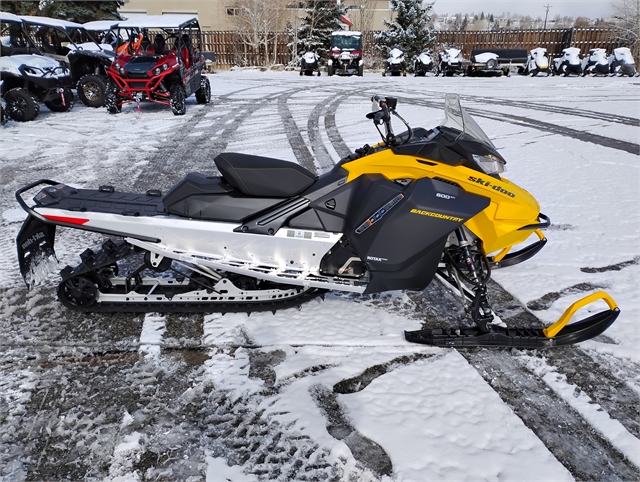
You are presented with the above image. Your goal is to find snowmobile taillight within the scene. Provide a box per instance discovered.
[42,214,89,226]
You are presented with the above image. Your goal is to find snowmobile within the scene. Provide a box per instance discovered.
[552,47,583,76]
[518,48,550,76]
[608,47,637,77]
[300,51,320,76]
[15,94,620,348]
[382,48,406,77]
[582,48,610,76]
[438,48,470,76]
[413,51,434,76]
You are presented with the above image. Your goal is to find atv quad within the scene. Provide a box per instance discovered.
[105,15,212,115]
[1,13,73,121]
[19,15,116,108]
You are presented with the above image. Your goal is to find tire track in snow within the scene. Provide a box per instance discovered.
[323,93,355,159]
[306,93,339,172]
[371,278,640,479]
[277,91,318,174]
[391,95,640,155]
[462,349,640,480]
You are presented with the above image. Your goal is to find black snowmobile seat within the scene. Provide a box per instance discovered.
[214,153,317,198]
[152,34,166,54]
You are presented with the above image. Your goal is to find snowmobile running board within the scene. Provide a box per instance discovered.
[405,291,620,348]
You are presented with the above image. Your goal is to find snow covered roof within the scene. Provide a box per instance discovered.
[20,15,84,29]
[83,20,120,31]
[117,15,198,29]
[0,11,23,23]
[332,30,362,36]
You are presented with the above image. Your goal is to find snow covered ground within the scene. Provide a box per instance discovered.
[0,70,638,481]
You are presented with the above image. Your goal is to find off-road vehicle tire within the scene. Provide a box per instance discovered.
[170,84,186,115]
[105,82,121,114]
[358,65,364,77]
[195,76,211,104]
[327,64,334,76]
[44,88,74,112]
[0,98,7,125]
[5,88,39,122]
[77,74,107,108]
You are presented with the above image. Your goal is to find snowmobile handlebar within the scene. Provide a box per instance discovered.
[367,95,412,147]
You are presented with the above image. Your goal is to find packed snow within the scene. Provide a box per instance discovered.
[0,70,638,481]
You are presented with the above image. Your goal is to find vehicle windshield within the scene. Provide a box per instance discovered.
[441,94,495,149]
[331,34,361,50]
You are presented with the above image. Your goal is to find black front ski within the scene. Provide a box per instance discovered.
[405,307,620,348]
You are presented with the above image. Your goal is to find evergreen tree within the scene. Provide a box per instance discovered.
[296,0,344,62]
[2,1,122,22]
[375,0,435,60]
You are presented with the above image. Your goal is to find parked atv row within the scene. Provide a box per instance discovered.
[1,12,215,122]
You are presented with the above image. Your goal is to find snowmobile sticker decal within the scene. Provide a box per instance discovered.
[467,176,516,198]
[410,209,463,223]
[287,230,312,239]
[355,193,404,234]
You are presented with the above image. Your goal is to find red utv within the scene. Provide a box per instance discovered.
[105,15,214,115]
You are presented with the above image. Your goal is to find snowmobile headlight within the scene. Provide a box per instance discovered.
[23,67,39,76]
[473,154,506,174]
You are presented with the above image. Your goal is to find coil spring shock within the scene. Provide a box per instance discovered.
[445,228,494,333]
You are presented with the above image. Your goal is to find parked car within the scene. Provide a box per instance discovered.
[608,47,637,76]
[105,15,212,115]
[518,48,550,76]
[19,15,115,107]
[467,48,527,76]
[327,31,363,77]
[0,12,73,121]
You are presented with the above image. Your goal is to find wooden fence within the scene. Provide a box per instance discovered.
[202,28,623,68]
[435,28,620,57]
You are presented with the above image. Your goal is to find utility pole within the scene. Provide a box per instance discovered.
[543,3,552,29]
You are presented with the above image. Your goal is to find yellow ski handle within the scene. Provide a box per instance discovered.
[543,291,619,338]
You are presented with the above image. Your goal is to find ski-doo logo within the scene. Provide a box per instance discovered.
[366,256,388,262]
[436,193,455,200]
[468,176,516,198]
[21,231,45,251]
[410,209,463,223]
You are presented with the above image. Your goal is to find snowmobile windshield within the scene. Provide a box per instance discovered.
[441,94,495,149]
